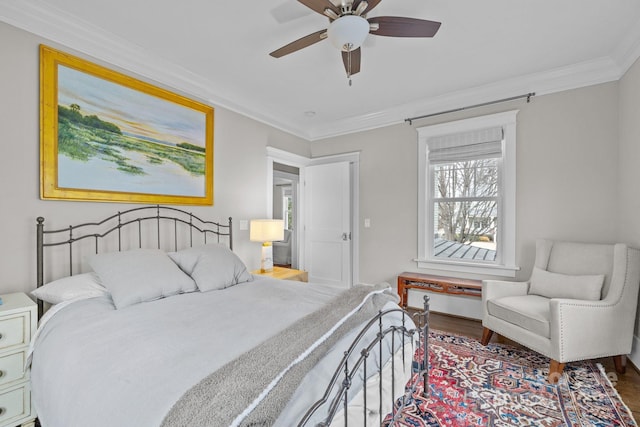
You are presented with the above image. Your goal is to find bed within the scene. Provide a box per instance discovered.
[29,205,429,426]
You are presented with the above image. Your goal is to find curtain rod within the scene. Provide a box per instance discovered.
[404,92,536,125]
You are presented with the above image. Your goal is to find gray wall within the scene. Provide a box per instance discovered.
[312,64,640,364]
[0,21,310,293]
[618,57,640,338]
[311,82,620,285]
[2,18,640,362]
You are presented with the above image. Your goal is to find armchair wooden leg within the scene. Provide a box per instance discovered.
[613,355,627,374]
[548,359,565,384]
[480,327,494,345]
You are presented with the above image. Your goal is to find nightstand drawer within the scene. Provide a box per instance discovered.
[0,383,30,425]
[0,313,31,351]
[0,351,26,387]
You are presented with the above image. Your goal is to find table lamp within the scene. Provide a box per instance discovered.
[250,219,284,273]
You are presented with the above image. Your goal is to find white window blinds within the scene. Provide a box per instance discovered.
[427,126,503,164]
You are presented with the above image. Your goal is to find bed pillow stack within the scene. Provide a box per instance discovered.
[88,249,197,309]
[34,244,253,309]
[168,243,253,291]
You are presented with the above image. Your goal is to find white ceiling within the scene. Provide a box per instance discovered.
[2,0,640,141]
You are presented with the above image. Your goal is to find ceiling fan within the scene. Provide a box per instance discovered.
[269,0,441,84]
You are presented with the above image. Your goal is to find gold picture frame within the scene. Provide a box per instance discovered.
[40,45,214,205]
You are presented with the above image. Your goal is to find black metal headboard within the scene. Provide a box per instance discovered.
[36,205,232,317]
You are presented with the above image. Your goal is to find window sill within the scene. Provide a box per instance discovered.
[413,259,519,278]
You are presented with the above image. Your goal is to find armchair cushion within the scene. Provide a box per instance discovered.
[529,267,604,301]
[487,295,550,338]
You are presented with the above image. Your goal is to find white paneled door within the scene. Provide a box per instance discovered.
[304,161,351,287]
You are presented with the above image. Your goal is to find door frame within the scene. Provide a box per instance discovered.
[266,147,360,286]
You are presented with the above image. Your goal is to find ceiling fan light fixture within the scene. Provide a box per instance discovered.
[271,1,442,80]
[327,15,370,51]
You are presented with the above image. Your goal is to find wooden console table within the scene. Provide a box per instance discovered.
[397,272,482,308]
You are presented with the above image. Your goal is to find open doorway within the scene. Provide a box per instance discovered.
[267,147,360,287]
[272,163,299,269]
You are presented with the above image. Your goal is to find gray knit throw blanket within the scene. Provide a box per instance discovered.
[161,284,398,427]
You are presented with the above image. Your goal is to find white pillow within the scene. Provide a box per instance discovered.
[529,267,604,301]
[168,244,253,292]
[31,272,109,304]
[89,249,197,309]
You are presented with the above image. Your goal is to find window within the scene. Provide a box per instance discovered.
[282,186,293,230]
[417,111,518,277]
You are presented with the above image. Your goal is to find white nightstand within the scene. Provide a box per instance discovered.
[0,293,37,427]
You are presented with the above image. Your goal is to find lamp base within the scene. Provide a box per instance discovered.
[260,242,274,273]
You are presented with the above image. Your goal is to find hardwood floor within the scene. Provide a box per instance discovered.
[424,311,640,421]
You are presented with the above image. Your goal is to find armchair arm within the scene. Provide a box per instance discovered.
[549,298,635,361]
[482,279,529,303]
[481,279,529,319]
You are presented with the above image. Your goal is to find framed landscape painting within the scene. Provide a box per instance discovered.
[40,45,214,205]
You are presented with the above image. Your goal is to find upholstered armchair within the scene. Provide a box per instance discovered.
[481,239,640,383]
[273,229,292,266]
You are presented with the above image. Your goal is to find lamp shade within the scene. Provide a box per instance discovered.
[250,219,284,242]
[327,15,370,51]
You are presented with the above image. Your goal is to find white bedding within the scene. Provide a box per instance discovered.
[30,277,414,426]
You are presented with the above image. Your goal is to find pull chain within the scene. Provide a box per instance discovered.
[346,43,353,86]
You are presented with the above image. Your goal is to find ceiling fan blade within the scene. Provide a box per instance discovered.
[298,0,340,17]
[369,16,441,37]
[341,48,361,76]
[352,0,382,15]
[270,30,327,58]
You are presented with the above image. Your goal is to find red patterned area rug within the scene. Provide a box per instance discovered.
[384,330,637,427]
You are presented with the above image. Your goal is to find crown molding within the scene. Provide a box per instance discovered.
[307,56,623,141]
[2,0,639,143]
[0,0,312,140]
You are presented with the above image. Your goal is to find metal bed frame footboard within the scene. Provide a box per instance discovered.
[34,205,429,426]
[35,205,232,318]
[298,296,430,427]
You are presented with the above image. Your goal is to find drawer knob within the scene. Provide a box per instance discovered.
[0,333,3,340]
[0,370,4,378]
[0,407,5,416]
